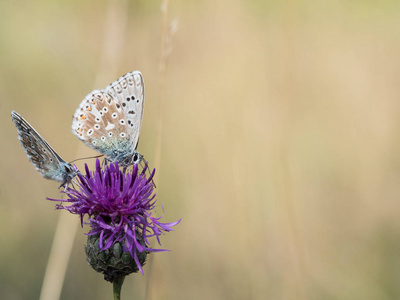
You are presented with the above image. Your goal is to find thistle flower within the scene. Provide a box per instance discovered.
[49,159,180,279]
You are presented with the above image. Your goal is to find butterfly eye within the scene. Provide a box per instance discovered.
[101,136,106,141]
[112,113,118,119]
[132,153,141,164]
[87,129,94,135]
[120,132,126,138]
[103,107,108,113]
[119,119,125,125]
[108,132,113,137]
[64,165,73,174]
[94,124,100,130]
[95,117,101,122]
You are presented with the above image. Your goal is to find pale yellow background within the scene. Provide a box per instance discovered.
[1,0,400,299]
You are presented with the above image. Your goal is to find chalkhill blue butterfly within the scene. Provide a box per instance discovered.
[11,111,78,189]
[71,71,145,167]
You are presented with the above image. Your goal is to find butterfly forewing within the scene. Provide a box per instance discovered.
[11,111,71,182]
[72,71,145,163]
[105,71,145,150]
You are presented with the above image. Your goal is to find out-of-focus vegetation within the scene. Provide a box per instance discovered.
[1,0,400,299]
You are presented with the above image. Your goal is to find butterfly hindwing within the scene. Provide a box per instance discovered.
[72,91,128,156]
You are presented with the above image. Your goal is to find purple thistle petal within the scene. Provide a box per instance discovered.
[49,159,179,274]
[96,159,101,177]
[147,168,156,184]
[85,163,90,179]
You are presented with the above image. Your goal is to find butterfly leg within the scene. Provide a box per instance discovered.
[72,178,79,186]
[59,180,68,191]
[102,157,110,168]
[140,158,156,188]
[67,178,78,191]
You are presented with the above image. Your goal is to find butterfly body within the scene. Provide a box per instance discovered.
[72,71,145,167]
[11,111,78,188]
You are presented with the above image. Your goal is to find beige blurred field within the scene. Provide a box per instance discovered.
[1,0,400,299]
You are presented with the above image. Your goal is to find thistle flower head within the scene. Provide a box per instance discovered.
[49,159,180,275]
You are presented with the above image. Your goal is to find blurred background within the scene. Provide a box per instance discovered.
[1,0,400,299]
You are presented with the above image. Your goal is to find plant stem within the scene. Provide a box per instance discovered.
[113,276,125,300]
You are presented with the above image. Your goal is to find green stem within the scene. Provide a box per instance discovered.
[113,276,125,300]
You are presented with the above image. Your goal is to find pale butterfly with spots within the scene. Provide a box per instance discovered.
[11,111,78,189]
[72,71,145,167]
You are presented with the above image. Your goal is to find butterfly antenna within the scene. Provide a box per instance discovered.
[69,154,104,164]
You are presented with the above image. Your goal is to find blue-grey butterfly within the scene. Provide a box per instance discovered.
[11,111,78,189]
[71,71,145,167]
